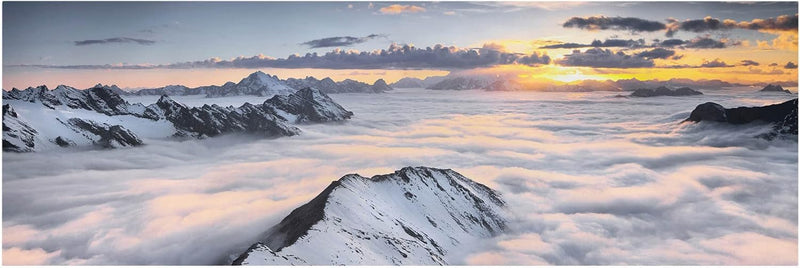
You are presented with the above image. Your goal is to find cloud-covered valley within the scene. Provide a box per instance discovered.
[3,89,797,265]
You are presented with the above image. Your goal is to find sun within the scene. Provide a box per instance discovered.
[550,70,598,83]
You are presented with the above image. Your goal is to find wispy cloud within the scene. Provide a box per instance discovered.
[301,34,385,48]
[379,4,425,14]
[74,37,155,46]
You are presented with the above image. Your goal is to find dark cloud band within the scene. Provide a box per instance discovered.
[74,37,155,46]
[301,34,384,48]
[563,16,667,32]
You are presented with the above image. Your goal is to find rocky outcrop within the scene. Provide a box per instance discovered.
[685,98,798,139]
[233,167,507,265]
[760,84,792,94]
[630,86,703,97]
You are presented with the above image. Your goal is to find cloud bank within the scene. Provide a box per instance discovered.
[3,90,795,265]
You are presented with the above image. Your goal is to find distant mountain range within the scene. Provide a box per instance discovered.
[126,71,392,97]
[3,84,352,152]
[389,75,772,92]
[232,166,508,265]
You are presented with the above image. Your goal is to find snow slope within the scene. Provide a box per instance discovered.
[233,166,508,265]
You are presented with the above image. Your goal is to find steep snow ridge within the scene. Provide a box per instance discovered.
[234,166,507,265]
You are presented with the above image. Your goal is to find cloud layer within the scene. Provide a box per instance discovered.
[16,43,550,70]
[5,89,795,265]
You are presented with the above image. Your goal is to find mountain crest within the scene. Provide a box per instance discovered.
[233,166,507,265]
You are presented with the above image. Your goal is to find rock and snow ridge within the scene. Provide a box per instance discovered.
[128,71,393,97]
[3,86,353,152]
[232,166,508,265]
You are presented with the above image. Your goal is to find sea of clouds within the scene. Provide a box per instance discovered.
[2,88,797,265]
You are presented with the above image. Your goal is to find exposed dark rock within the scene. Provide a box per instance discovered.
[66,118,143,148]
[630,86,702,97]
[145,95,300,138]
[53,136,75,147]
[760,84,792,94]
[685,98,798,139]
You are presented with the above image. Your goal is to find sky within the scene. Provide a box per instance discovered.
[2,1,798,89]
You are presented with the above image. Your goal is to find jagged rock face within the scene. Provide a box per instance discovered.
[233,167,507,265]
[760,84,792,93]
[427,77,490,90]
[264,87,354,123]
[686,98,798,139]
[630,86,703,97]
[2,104,38,152]
[65,118,143,148]
[147,95,300,138]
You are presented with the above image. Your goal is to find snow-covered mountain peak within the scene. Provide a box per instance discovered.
[233,166,508,265]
